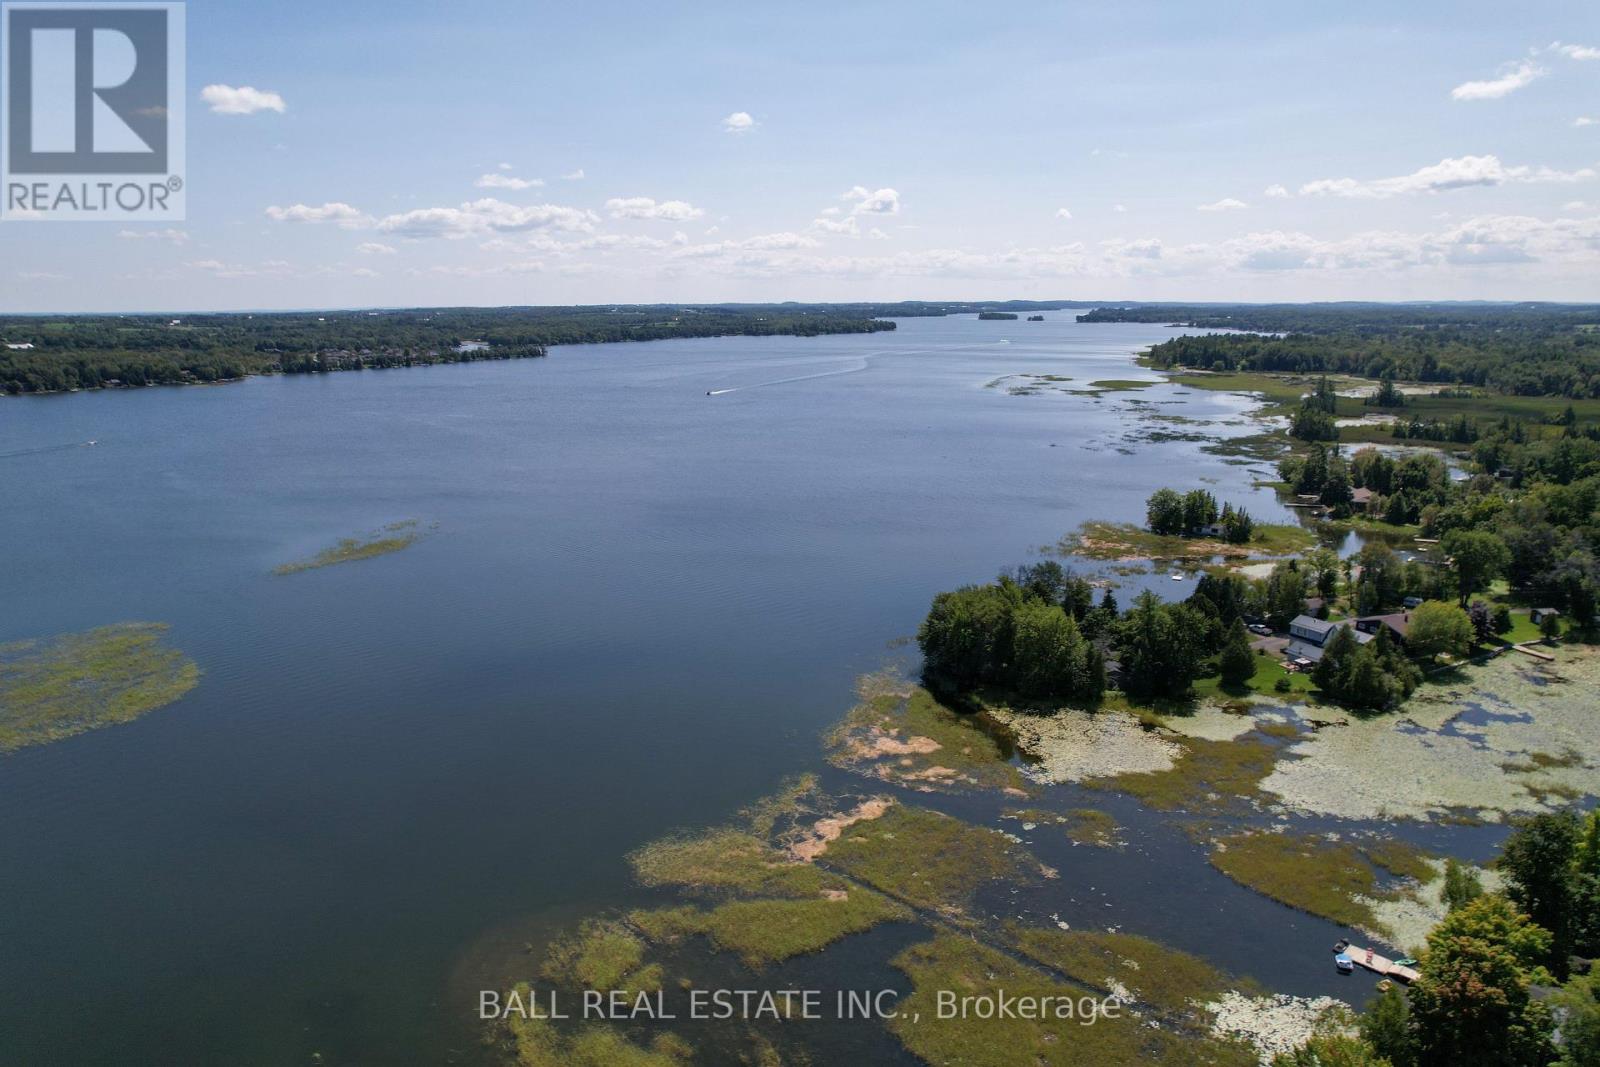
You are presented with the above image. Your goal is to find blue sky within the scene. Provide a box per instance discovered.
[4,0,1600,310]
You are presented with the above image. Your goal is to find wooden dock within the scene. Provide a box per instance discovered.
[1343,944,1419,984]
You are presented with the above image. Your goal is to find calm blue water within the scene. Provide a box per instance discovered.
[1,315,1297,1065]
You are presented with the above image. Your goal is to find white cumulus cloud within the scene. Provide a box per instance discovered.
[264,202,369,228]
[605,197,704,221]
[1451,60,1544,101]
[201,84,286,115]
[1264,184,1290,199]
[1198,198,1248,212]
[475,173,544,190]
[1055,207,1073,220]
[1299,154,1595,198]
[841,186,900,215]
[722,111,757,134]
[356,242,397,255]
[1550,41,1600,61]
[376,199,598,239]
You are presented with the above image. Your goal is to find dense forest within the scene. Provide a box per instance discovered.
[1080,303,1600,398]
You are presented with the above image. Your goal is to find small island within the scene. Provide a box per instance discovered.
[978,311,1020,320]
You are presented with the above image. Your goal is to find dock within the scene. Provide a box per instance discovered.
[1510,642,1556,662]
[1343,944,1419,984]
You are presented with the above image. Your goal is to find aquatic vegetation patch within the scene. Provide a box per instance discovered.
[0,622,200,752]
[1260,647,1600,820]
[541,919,661,996]
[1207,831,1436,933]
[1085,735,1281,812]
[507,1009,692,1067]
[1087,379,1158,392]
[1355,856,1504,955]
[826,803,1048,916]
[1002,807,1123,847]
[273,520,421,574]
[627,888,910,968]
[630,828,826,899]
[1008,928,1236,1017]
[985,706,1181,785]
[889,935,1258,1067]
[1062,521,1312,565]
[826,679,1027,793]
[1204,992,1350,1067]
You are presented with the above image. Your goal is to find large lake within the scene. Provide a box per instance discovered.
[3,315,1310,1065]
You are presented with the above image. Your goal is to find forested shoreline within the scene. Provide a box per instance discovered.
[1081,303,1600,398]
[0,303,950,395]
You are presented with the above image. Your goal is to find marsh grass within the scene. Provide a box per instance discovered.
[630,828,825,898]
[826,683,1026,793]
[273,522,421,574]
[825,803,1044,915]
[541,919,661,995]
[628,890,910,968]
[0,622,199,752]
[508,1008,692,1067]
[1007,927,1242,1016]
[1084,735,1281,811]
[889,935,1258,1067]
[1207,832,1437,929]
[1065,521,1312,565]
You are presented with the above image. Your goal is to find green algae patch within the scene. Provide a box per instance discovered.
[0,622,199,752]
[1085,735,1280,812]
[1008,928,1237,1016]
[827,675,1027,793]
[274,521,421,574]
[507,1009,692,1067]
[628,890,911,968]
[889,935,1258,1067]
[1208,831,1436,930]
[826,803,1048,916]
[541,919,661,996]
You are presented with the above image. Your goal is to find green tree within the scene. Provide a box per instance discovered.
[1114,591,1204,700]
[1441,529,1511,607]
[1009,600,1090,701]
[1272,1034,1392,1067]
[1405,601,1475,662]
[1443,858,1484,912]
[1218,618,1257,686]
[1359,984,1416,1067]
[1552,971,1600,1067]
[1501,811,1581,975]
[917,583,1021,689]
[1409,894,1555,1067]
[1146,488,1185,536]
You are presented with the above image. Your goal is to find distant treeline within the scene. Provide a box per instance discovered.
[1078,302,1600,399]
[0,304,922,395]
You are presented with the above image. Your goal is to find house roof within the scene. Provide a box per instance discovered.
[1290,614,1335,635]
[1351,487,1375,503]
[1358,612,1410,638]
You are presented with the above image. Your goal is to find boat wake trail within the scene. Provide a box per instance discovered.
[704,340,1013,396]
[0,439,99,460]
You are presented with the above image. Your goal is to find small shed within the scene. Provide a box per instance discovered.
[1531,608,1562,625]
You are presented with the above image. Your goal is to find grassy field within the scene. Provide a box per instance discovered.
[1192,654,1316,700]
